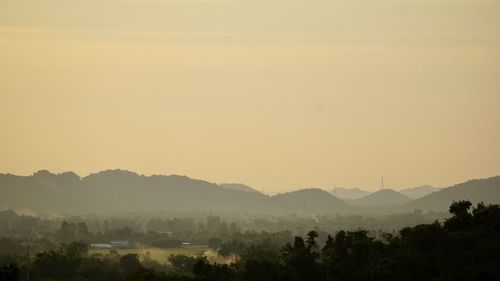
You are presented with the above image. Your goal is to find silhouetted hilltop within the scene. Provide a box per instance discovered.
[351,189,411,206]
[403,176,500,211]
[330,187,370,200]
[0,170,344,214]
[220,183,261,193]
[1,171,499,214]
[0,170,268,214]
[271,188,348,213]
[399,185,442,199]
[0,209,18,221]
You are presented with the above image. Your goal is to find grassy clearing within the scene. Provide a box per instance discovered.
[89,246,216,263]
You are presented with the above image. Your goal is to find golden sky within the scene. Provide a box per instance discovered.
[1,0,499,192]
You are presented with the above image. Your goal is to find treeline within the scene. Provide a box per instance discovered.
[1,201,499,281]
[0,208,446,246]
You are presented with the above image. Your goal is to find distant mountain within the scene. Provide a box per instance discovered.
[351,189,411,206]
[271,189,348,213]
[220,183,260,193]
[404,176,500,211]
[1,170,499,214]
[0,209,18,221]
[0,170,268,214]
[330,187,371,200]
[399,185,442,199]
[0,170,348,214]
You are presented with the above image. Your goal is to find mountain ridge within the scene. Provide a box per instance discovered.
[330,187,370,200]
[351,189,411,206]
[399,185,442,199]
[402,176,500,211]
[1,170,499,214]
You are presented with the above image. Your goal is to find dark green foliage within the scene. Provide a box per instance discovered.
[63,242,89,258]
[218,240,247,260]
[0,263,19,281]
[236,240,290,281]
[168,254,207,274]
[444,200,473,230]
[150,239,182,248]
[207,237,222,250]
[59,222,90,243]
[237,259,291,281]
[282,235,321,281]
[2,201,499,281]
[119,254,141,273]
[192,259,235,281]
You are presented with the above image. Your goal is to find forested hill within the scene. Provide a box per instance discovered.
[0,170,499,214]
[351,189,411,206]
[270,189,348,213]
[1,201,499,281]
[399,185,442,199]
[0,170,269,214]
[402,176,500,211]
[0,170,348,214]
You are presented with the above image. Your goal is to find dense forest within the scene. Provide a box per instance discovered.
[2,0,499,280]
[1,200,499,281]
[0,207,447,248]
[1,172,499,281]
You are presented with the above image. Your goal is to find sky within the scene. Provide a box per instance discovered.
[0,0,499,193]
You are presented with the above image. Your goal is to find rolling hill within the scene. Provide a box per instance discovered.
[403,176,500,211]
[399,185,442,199]
[1,170,499,214]
[220,183,261,193]
[330,187,371,200]
[271,188,348,214]
[0,170,269,214]
[0,170,347,214]
[351,189,411,206]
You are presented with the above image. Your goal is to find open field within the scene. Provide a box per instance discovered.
[89,245,216,264]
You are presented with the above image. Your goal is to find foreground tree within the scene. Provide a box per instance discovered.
[4,201,500,281]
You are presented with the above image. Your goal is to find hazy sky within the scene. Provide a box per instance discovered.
[1,0,499,193]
